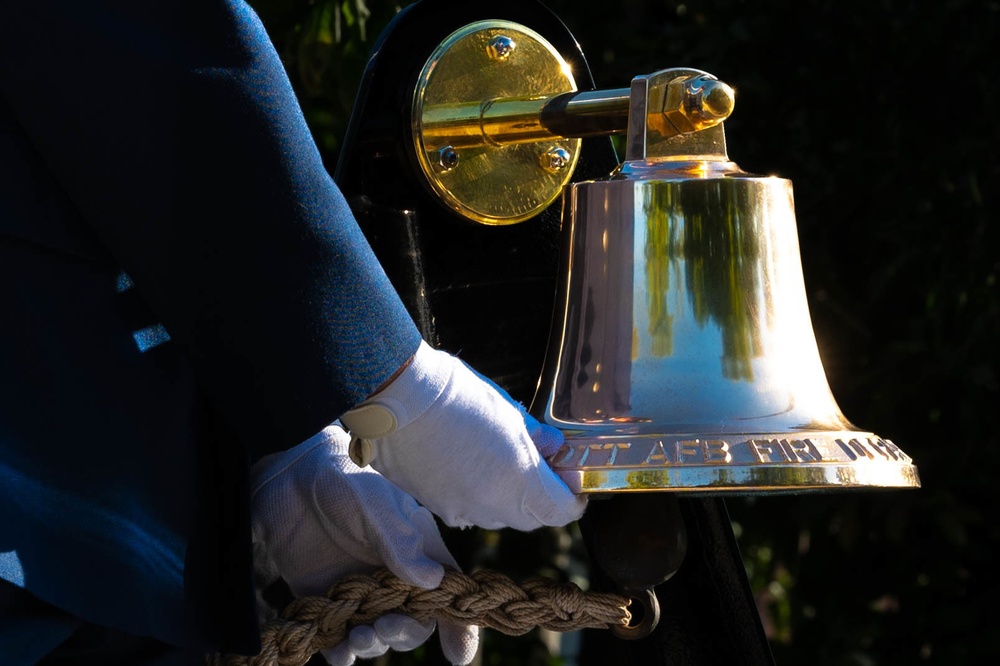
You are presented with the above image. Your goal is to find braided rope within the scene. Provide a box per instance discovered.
[207,568,631,666]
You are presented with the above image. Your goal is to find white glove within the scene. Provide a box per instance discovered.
[250,426,478,666]
[340,340,586,530]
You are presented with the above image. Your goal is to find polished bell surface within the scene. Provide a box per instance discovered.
[532,69,920,494]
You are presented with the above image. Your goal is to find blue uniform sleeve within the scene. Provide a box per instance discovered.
[0,0,421,454]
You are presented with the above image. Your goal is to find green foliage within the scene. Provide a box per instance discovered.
[251,0,402,159]
[250,0,998,663]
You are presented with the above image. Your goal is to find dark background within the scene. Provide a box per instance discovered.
[250,1,998,663]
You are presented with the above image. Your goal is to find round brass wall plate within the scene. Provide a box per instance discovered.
[412,20,581,225]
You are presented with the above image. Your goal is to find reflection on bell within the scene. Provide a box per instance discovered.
[531,68,920,494]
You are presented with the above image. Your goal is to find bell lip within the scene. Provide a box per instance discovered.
[547,430,921,494]
[559,464,921,494]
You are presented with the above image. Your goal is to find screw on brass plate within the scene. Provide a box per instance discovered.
[486,35,516,61]
[438,146,460,171]
[540,147,571,173]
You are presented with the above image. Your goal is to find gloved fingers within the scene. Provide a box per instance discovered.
[321,617,437,666]
[346,625,391,659]
[437,618,480,666]
[252,422,451,598]
[298,428,448,589]
[519,462,589,529]
[527,420,565,458]
[411,510,461,570]
[466,362,563,452]
[250,426,338,496]
[320,643,356,666]
[250,540,282,591]
[373,614,436,652]
[466,362,521,407]
[355,341,585,531]
[365,490,449,589]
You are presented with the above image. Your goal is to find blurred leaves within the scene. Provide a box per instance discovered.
[252,0,401,158]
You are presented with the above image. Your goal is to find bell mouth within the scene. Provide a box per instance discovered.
[547,430,921,494]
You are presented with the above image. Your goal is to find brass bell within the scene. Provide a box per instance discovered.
[404,19,919,495]
[532,69,920,494]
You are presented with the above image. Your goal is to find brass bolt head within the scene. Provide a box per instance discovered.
[487,35,516,61]
[438,146,460,170]
[541,147,572,173]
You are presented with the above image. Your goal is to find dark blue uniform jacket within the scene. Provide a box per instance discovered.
[0,0,420,658]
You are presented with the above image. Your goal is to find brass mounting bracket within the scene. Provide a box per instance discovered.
[411,20,737,225]
[412,20,582,225]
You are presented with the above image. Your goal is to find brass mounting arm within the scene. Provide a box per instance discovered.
[410,19,735,225]
[419,74,734,150]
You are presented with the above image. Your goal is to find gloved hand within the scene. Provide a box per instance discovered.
[250,425,478,666]
[340,340,586,530]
